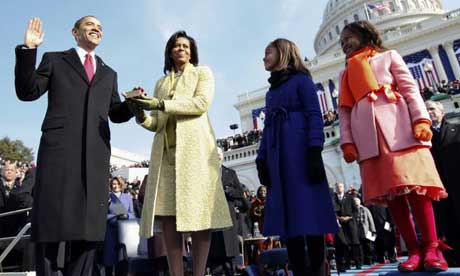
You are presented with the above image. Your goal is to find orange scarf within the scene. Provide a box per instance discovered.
[339,47,379,108]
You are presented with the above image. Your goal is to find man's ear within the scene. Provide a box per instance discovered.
[71,28,78,38]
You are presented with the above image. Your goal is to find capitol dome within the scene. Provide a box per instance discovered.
[315,0,445,56]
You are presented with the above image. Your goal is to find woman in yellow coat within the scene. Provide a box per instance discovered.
[128,30,232,276]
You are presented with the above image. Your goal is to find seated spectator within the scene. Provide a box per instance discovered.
[249,186,267,235]
[103,176,135,276]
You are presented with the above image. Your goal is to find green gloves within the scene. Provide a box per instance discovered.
[129,95,162,111]
[126,100,146,123]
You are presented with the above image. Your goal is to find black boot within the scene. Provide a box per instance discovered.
[307,235,327,276]
[286,236,308,275]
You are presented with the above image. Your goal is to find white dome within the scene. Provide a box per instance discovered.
[315,0,445,56]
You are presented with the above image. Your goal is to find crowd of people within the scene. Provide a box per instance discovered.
[331,182,397,272]
[216,110,339,152]
[217,130,263,152]
[109,161,150,174]
[422,79,460,100]
[0,160,35,270]
[323,110,339,126]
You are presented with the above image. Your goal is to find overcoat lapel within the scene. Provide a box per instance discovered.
[439,119,449,146]
[92,56,110,86]
[62,48,90,84]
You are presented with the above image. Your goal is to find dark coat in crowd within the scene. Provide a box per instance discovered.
[15,47,133,242]
[0,178,23,237]
[430,120,460,252]
[209,166,245,259]
[368,204,396,261]
[235,195,251,238]
[257,73,338,237]
[333,193,359,245]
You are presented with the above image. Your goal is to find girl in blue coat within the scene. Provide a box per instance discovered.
[256,38,338,275]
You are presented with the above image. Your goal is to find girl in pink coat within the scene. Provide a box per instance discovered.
[338,21,449,272]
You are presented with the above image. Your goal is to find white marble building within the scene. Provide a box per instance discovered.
[224,0,460,192]
[110,146,148,168]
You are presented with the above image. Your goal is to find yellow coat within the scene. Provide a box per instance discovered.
[139,64,232,237]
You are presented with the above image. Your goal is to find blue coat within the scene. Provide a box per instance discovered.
[103,192,135,266]
[257,73,339,238]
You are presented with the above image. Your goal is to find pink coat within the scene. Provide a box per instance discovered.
[339,50,431,162]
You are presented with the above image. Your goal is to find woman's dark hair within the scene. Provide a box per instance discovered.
[163,30,199,74]
[257,185,267,198]
[342,20,388,52]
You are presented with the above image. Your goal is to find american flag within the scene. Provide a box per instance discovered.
[316,83,328,114]
[252,107,265,130]
[404,50,441,91]
[367,3,392,14]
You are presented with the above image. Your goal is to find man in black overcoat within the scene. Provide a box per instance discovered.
[0,162,24,237]
[332,182,360,271]
[367,203,396,264]
[208,150,247,275]
[14,16,133,275]
[426,100,460,266]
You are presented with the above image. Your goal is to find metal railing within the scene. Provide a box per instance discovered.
[0,207,32,272]
[0,208,32,218]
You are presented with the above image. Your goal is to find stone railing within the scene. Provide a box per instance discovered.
[223,144,258,163]
[236,86,269,103]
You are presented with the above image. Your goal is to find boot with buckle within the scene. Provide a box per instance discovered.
[423,241,449,272]
[398,249,422,272]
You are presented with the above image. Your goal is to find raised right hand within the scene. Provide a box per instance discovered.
[24,17,44,49]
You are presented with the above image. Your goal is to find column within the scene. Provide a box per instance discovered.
[443,41,460,80]
[428,45,448,83]
[322,80,334,111]
[331,77,340,108]
[393,0,403,12]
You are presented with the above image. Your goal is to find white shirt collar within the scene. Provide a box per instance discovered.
[76,46,97,72]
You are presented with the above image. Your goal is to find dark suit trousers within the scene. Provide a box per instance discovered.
[35,241,102,276]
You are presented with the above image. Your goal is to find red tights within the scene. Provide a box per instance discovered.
[387,193,438,255]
